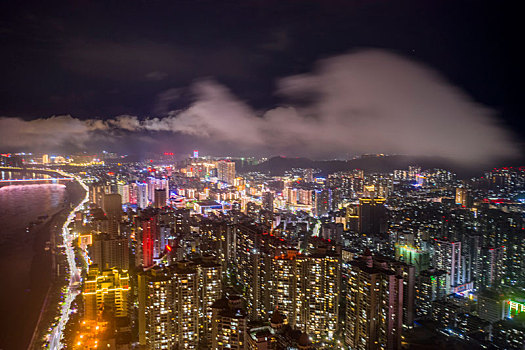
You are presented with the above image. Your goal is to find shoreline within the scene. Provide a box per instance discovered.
[0,169,85,350]
[24,207,69,350]
[0,188,71,350]
[45,174,89,349]
[31,179,86,350]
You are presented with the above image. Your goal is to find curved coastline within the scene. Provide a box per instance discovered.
[45,171,89,350]
[0,168,86,350]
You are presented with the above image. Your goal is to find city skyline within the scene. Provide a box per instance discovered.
[1,1,525,350]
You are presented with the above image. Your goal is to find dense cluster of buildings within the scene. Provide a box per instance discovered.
[45,152,524,349]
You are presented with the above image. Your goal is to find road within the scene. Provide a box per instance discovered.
[47,171,89,350]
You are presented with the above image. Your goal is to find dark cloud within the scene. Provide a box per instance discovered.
[145,71,168,81]
[153,88,182,115]
[59,41,258,82]
[1,0,522,146]
[0,50,520,164]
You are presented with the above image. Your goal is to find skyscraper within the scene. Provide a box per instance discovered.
[211,295,248,350]
[83,267,130,321]
[138,258,222,349]
[385,259,415,328]
[172,261,200,348]
[345,253,403,350]
[90,183,110,208]
[271,249,340,342]
[154,188,167,208]
[262,191,274,212]
[313,189,331,217]
[139,267,174,349]
[434,240,462,291]
[479,246,504,289]
[358,197,387,236]
[272,250,304,327]
[102,193,122,220]
[141,216,158,268]
[197,255,223,343]
[415,269,448,318]
[102,193,122,236]
[137,182,149,209]
[89,233,129,270]
[304,251,340,341]
[217,160,236,185]
[455,187,468,206]
[117,182,130,204]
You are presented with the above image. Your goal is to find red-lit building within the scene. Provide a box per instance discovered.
[142,216,158,268]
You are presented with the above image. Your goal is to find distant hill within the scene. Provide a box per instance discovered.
[239,155,499,178]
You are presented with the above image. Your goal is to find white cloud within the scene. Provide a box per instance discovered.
[1,49,520,164]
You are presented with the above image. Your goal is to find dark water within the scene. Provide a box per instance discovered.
[0,184,67,350]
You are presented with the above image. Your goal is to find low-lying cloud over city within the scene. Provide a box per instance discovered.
[0,50,521,164]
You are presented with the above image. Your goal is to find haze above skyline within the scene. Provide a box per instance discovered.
[0,0,523,165]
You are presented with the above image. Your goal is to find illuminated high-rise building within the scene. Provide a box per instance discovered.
[172,260,200,348]
[298,189,313,206]
[217,160,236,184]
[345,204,359,231]
[137,182,149,209]
[211,295,248,349]
[455,187,468,206]
[129,183,138,205]
[271,249,340,342]
[385,259,415,328]
[286,188,298,205]
[408,165,421,180]
[90,183,110,207]
[303,252,340,341]
[197,255,223,343]
[479,246,504,289]
[141,216,158,268]
[42,154,49,164]
[363,184,376,198]
[139,258,222,350]
[415,269,448,318]
[313,189,331,217]
[262,191,274,212]
[272,250,304,327]
[433,240,462,291]
[139,266,174,349]
[233,224,266,319]
[83,266,130,320]
[479,208,525,287]
[117,182,130,204]
[232,224,339,343]
[345,253,403,350]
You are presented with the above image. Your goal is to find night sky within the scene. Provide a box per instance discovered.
[0,0,523,161]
